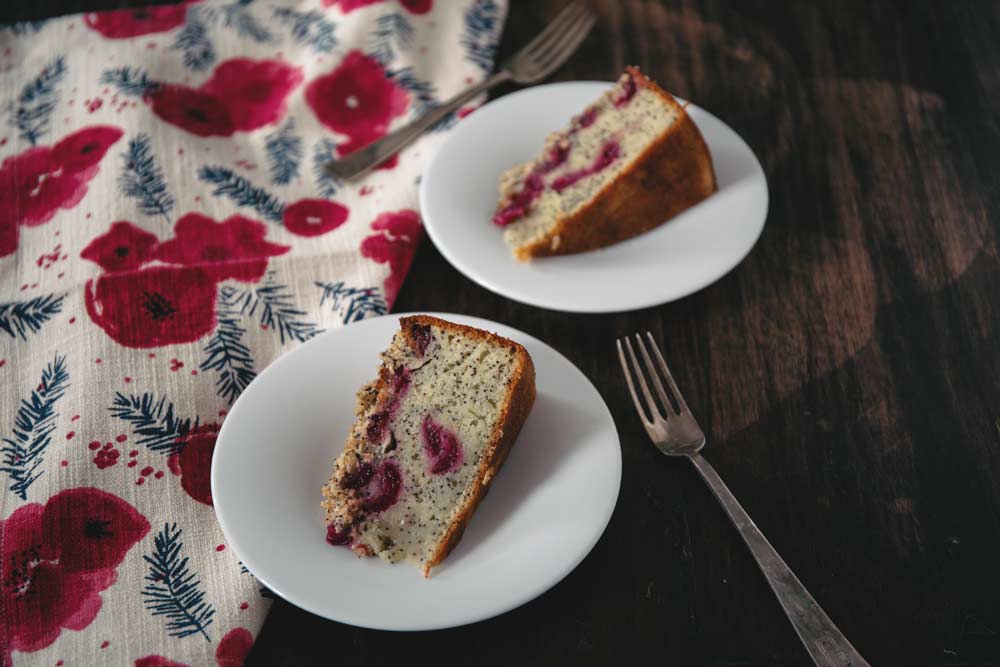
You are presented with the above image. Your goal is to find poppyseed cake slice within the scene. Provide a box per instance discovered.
[321,315,536,577]
[493,66,717,260]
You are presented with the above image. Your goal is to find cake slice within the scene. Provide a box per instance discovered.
[321,315,536,577]
[493,67,717,260]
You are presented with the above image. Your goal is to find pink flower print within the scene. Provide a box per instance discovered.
[215,628,254,667]
[84,5,190,39]
[51,125,127,175]
[0,213,17,258]
[84,265,218,348]
[324,0,432,15]
[282,199,349,238]
[41,487,151,573]
[1,488,149,658]
[155,213,290,282]
[0,126,122,257]
[398,0,432,13]
[150,85,235,138]
[135,658,191,667]
[167,424,219,506]
[359,209,422,305]
[201,59,303,132]
[305,51,409,160]
[80,221,159,273]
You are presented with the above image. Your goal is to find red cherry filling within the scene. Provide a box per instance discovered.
[552,140,621,193]
[613,74,637,107]
[421,414,464,475]
[358,460,402,512]
[577,107,598,128]
[366,367,412,443]
[326,522,352,545]
[366,412,389,443]
[339,461,374,490]
[410,323,432,357]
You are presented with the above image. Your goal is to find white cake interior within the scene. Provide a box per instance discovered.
[497,72,680,253]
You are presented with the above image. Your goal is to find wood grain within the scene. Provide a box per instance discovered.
[8,0,999,664]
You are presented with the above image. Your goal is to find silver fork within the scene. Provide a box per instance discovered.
[325,1,596,180]
[617,333,871,667]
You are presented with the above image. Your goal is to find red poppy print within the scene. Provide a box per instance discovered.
[216,628,254,667]
[305,51,409,160]
[201,59,304,132]
[52,126,126,175]
[147,58,301,138]
[150,85,235,138]
[84,5,190,39]
[167,424,219,506]
[324,0,432,14]
[81,221,159,273]
[85,266,218,348]
[1,488,149,658]
[283,199,349,238]
[155,213,290,282]
[0,126,122,257]
[359,209,422,305]
[135,658,191,667]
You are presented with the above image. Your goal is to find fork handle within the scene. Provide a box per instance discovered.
[325,70,512,181]
[687,453,870,667]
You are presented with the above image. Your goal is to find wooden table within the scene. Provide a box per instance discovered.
[12,1,1000,664]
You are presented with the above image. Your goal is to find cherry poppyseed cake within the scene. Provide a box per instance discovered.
[321,315,536,577]
[493,66,718,261]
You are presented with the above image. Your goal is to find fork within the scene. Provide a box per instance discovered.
[325,1,596,180]
[617,333,871,667]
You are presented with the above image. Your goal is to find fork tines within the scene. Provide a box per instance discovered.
[617,332,689,425]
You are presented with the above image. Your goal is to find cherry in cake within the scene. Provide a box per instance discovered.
[321,315,536,577]
[493,67,717,260]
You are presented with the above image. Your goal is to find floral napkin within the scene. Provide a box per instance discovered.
[0,0,506,664]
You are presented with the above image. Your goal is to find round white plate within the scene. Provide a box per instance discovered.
[420,81,769,313]
[212,313,621,631]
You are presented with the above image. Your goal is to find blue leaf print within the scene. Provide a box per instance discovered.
[0,293,64,341]
[200,287,257,405]
[312,139,341,198]
[238,272,322,345]
[142,523,216,641]
[462,0,502,73]
[10,55,66,145]
[197,166,286,223]
[100,67,160,98]
[316,281,387,324]
[221,0,276,44]
[172,7,215,72]
[0,354,70,500]
[265,119,303,185]
[119,134,174,220]
[7,20,48,36]
[273,7,338,54]
[109,392,196,455]
[368,12,414,65]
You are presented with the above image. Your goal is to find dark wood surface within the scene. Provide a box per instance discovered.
[9,1,1000,664]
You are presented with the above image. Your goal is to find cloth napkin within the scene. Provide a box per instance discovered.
[0,0,506,664]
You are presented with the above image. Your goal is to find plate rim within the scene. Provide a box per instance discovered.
[419,80,770,314]
[211,311,622,631]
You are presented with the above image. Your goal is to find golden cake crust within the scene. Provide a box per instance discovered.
[512,67,718,261]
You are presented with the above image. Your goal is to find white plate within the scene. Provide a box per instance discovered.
[212,313,621,630]
[420,81,769,313]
